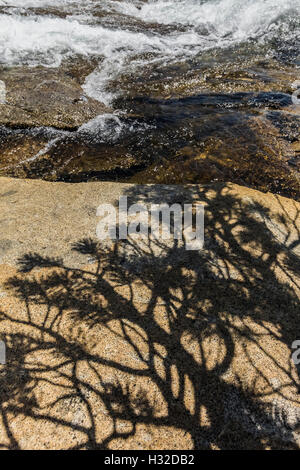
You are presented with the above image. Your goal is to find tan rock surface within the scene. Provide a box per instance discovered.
[0,177,300,449]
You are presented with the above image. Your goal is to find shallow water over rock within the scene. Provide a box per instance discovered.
[0,0,299,198]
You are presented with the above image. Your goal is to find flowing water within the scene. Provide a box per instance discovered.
[0,0,299,197]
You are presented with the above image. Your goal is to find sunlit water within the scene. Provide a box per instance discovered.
[0,0,299,195]
[0,0,299,103]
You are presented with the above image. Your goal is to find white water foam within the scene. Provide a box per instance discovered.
[0,0,299,105]
[115,0,299,33]
[0,80,6,103]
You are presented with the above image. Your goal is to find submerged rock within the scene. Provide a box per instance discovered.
[0,105,299,200]
[116,50,300,101]
[0,64,110,130]
[0,53,298,201]
[129,112,300,200]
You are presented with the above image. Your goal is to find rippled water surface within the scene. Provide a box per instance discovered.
[0,0,299,197]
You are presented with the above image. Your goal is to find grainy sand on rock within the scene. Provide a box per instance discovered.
[0,178,300,449]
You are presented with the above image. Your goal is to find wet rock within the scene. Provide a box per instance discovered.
[0,125,145,182]
[0,53,298,200]
[267,111,300,143]
[12,142,144,182]
[119,53,299,101]
[0,106,299,200]
[0,64,110,130]
[0,130,49,176]
[129,114,300,201]
[0,6,69,19]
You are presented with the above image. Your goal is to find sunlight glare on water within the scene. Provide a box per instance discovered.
[0,0,299,104]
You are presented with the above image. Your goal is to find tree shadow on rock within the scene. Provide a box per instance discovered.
[0,183,300,449]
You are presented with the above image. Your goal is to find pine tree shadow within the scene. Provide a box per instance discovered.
[0,184,299,449]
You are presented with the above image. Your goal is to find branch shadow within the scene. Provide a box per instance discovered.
[0,183,300,449]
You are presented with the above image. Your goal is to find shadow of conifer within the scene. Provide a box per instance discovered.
[0,184,299,449]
